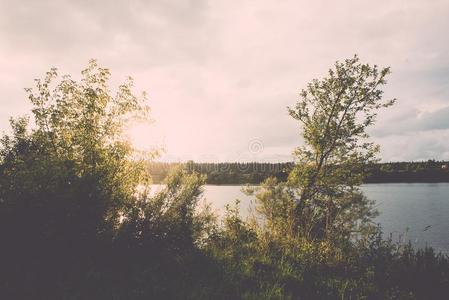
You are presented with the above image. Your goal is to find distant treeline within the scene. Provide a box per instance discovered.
[148,160,449,184]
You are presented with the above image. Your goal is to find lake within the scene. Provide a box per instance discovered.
[201,183,449,254]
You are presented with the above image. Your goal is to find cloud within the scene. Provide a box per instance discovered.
[374,130,449,162]
[1,0,449,161]
[372,105,449,138]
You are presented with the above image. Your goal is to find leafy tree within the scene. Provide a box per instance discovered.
[286,55,395,241]
[0,59,227,300]
[248,56,394,245]
[0,60,156,297]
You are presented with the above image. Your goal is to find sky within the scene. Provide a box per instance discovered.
[1,0,449,162]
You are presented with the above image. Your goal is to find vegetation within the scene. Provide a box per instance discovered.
[149,160,449,184]
[0,58,448,299]
[148,161,292,184]
[366,160,449,183]
[284,55,394,241]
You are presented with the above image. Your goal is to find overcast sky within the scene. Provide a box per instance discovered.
[1,0,449,162]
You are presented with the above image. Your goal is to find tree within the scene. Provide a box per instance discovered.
[0,60,221,299]
[0,60,156,297]
[249,55,394,245]
[287,55,395,241]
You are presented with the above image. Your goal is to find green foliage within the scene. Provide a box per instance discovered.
[244,178,296,239]
[0,61,218,299]
[285,55,394,241]
[117,168,212,252]
[0,60,152,233]
[80,168,223,300]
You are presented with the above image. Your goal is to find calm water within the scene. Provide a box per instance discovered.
[202,183,449,254]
